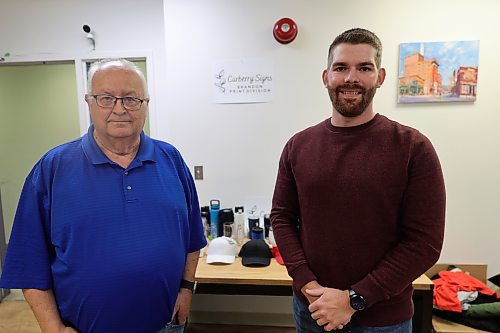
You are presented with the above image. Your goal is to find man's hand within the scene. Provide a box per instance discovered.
[306,287,355,331]
[57,327,78,333]
[301,280,323,304]
[171,250,199,325]
[170,288,193,325]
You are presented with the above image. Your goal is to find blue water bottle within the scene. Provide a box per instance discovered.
[209,199,220,240]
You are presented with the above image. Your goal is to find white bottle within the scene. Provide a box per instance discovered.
[234,208,246,245]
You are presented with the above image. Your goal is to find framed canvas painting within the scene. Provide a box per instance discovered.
[398,40,479,103]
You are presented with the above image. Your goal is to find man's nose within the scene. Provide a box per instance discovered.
[111,99,127,114]
[344,68,360,83]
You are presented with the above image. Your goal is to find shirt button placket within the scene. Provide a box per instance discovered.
[124,171,132,200]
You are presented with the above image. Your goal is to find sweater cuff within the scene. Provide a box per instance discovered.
[351,274,389,308]
[290,264,317,292]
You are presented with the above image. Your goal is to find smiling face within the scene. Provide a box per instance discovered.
[85,67,147,141]
[323,43,385,124]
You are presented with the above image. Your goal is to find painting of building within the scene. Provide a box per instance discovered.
[452,66,478,98]
[398,40,479,103]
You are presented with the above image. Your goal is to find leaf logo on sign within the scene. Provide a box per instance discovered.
[214,70,226,93]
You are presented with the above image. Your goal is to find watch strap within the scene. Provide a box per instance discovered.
[349,288,366,311]
[180,279,196,292]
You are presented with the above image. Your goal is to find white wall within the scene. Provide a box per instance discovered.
[163,0,500,277]
[1,0,499,326]
[164,0,500,324]
[0,0,167,137]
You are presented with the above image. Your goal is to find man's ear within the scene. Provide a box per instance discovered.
[322,69,328,87]
[377,68,386,87]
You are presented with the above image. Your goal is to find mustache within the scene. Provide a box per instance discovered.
[335,84,366,94]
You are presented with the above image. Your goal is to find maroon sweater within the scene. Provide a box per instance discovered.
[271,114,446,326]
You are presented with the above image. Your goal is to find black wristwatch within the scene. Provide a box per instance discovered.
[349,288,366,311]
[180,279,195,292]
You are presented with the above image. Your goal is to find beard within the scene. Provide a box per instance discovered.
[327,83,377,118]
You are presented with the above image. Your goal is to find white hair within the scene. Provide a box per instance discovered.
[87,58,149,98]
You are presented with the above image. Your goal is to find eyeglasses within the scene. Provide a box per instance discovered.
[89,94,149,111]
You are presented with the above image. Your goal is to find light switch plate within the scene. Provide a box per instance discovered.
[194,165,204,180]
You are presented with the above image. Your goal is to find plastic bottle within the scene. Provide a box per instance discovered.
[263,214,271,238]
[218,208,234,238]
[209,199,220,240]
[247,206,260,238]
[234,207,246,245]
[200,206,210,239]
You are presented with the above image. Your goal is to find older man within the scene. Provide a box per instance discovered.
[0,59,206,333]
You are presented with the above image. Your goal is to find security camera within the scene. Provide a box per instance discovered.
[83,25,93,38]
[83,25,95,50]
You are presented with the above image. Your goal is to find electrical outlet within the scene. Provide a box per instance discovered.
[194,166,204,180]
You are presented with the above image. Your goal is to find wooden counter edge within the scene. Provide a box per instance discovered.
[195,257,433,290]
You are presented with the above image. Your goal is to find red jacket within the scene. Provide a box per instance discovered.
[433,271,498,312]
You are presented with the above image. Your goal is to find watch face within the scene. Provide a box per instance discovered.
[349,290,366,311]
[351,295,365,310]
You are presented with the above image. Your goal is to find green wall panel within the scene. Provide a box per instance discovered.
[0,63,80,239]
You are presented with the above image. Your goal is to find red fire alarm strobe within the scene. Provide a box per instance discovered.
[273,18,298,44]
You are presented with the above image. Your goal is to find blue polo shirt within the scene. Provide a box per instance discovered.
[0,126,207,333]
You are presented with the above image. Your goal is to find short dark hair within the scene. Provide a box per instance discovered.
[327,28,382,69]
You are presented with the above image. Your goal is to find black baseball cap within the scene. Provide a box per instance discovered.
[238,239,273,267]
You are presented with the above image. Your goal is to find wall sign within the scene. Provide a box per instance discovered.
[212,59,274,104]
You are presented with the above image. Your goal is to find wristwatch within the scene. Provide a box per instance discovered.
[349,288,366,311]
[180,279,195,292]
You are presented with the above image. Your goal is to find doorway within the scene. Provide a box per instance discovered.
[0,62,80,242]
